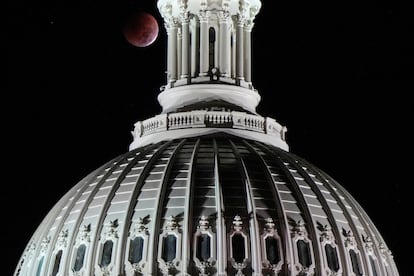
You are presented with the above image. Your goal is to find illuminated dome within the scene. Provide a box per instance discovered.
[15,1,399,276]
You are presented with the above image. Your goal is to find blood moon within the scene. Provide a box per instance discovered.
[123,12,159,47]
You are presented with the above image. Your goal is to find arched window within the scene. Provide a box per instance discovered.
[73,244,86,272]
[349,249,363,276]
[51,250,63,276]
[36,256,44,276]
[297,240,312,268]
[162,234,177,262]
[100,240,113,268]
[325,244,340,272]
[369,255,378,276]
[265,236,280,265]
[209,27,216,70]
[129,237,144,264]
[232,234,246,263]
[196,234,211,262]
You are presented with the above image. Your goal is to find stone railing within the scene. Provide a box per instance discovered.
[132,110,287,142]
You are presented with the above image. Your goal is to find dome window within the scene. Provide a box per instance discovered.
[261,218,283,273]
[126,218,149,274]
[369,255,378,276]
[319,224,341,273]
[291,220,315,274]
[265,237,280,264]
[297,240,312,268]
[73,244,86,272]
[196,234,211,261]
[129,237,144,264]
[51,250,62,276]
[325,244,340,272]
[99,240,113,268]
[193,216,216,273]
[229,215,249,274]
[162,234,177,262]
[36,256,44,276]
[232,234,246,263]
[158,216,182,273]
[350,249,363,276]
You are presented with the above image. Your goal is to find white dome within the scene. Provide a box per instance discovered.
[15,136,398,276]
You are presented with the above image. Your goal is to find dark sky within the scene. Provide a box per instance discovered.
[7,0,412,275]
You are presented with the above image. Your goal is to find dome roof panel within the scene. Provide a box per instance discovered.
[15,136,399,276]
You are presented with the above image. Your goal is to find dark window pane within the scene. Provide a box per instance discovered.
[36,256,44,276]
[209,27,215,69]
[265,237,280,264]
[52,250,63,276]
[232,234,246,263]
[350,249,363,276]
[129,237,144,264]
[100,240,113,268]
[370,256,378,276]
[325,244,340,272]
[162,235,177,262]
[196,234,211,261]
[73,244,86,272]
[297,240,312,268]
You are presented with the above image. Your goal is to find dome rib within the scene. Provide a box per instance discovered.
[144,140,186,275]
[113,141,171,275]
[324,173,393,275]
[90,142,169,275]
[42,157,124,276]
[242,140,293,274]
[176,139,201,275]
[294,155,375,275]
[228,140,262,274]
[212,138,227,275]
[65,147,149,275]
[253,141,322,274]
[276,149,351,275]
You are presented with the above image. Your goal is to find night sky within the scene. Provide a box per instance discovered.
[7,0,412,275]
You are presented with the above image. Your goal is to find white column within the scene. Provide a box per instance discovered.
[219,11,231,77]
[177,28,182,79]
[199,11,209,77]
[231,31,236,79]
[167,22,178,83]
[181,16,190,79]
[244,23,253,83]
[191,19,199,77]
[236,16,245,82]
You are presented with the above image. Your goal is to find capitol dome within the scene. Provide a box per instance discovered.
[15,1,399,276]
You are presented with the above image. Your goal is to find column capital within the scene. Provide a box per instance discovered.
[218,10,231,23]
[245,21,255,32]
[236,14,247,26]
[165,20,179,34]
[198,9,210,22]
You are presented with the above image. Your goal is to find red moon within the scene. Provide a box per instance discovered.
[123,12,159,47]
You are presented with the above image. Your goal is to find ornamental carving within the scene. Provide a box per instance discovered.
[292,220,308,239]
[103,219,119,240]
[318,223,335,244]
[57,229,69,248]
[78,224,91,243]
[131,216,150,237]
[362,235,375,255]
[343,229,357,248]
[232,215,243,232]
[40,236,51,254]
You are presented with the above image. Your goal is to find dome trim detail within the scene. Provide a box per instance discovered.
[130,109,288,151]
